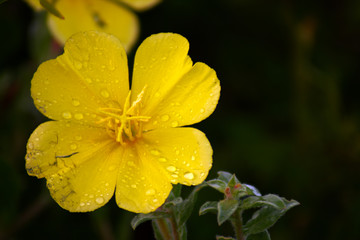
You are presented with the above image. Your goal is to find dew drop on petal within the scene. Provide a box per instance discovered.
[85,78,92,83]
[131,184,137,189]
[166,166,176,172]
[151,150,160,156]
[171,121,179,127]
[171,174,178,178]
[145,189,155,196]
[70,144,78,150]
[75,135,82,141]
[158,157,167,162]
[72,99,80,106]
[74,61,82,69]
[28,142,34,150]
[80,202,85,207]
[200,108,205,113]
[95,197,104,204]
[191,155,196,161]
[74,113,84,120]
[184,172,194,180]
[153,198,158,203]
[62,112,72,119]
[161,115,169,121]
[101,90,110,98]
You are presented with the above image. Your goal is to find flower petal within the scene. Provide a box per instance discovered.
[139,127,213,186]
[131,33,193,114]
[47,0,139,51]
[120,0,161,11]
[143,62,220,130]
[115,145,172,213]
[26,121,122,212]
[31,31,129,125]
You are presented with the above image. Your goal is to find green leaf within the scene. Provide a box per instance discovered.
[216,236,236,240]
[241,196,262,210]
[174,184,205,228]
[40,0,64,19]
[172,184,182,198]
[243,199,299,236]
[241,194,286,210]
[260,194,286,209]
[131,211,170,230]
[227,174,238,188]
[217,171,234,183]
[199,201,218,215]
[246,230,271,240]
[207,179,227,193]
[244,184,261,196]
[217,199,239,225]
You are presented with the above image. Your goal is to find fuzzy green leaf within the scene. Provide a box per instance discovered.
[243,199,299,236]
[241,194,286,210]
[40,0,64,19]
[131,211,170,230]
[199,201,218,215]
[217,171,234,183]
[207,179,227,193]
[247,230,271,240]
[244,184,261,196]
[217,199,239,225]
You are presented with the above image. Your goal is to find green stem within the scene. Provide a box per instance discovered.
[152,215,180,240]
[230,209,245,240]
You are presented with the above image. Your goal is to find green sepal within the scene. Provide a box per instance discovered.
[243,199,299,236]
[217,199,239,225]
[199,201,218,215]
[246,230,271,240]
[40,0,64,19]
[216,236,236,240]
[131,211,170,230]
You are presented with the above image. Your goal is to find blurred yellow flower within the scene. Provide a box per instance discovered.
[25,0,162,52]
[26,31,220,213]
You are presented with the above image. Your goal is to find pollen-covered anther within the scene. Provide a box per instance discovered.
[97,89,150,145]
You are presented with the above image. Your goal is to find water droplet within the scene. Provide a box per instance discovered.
[171,121,179,127]
[72,99,80,106]
[70,144,78,150]
[80,202,85,207]
[105,183,109,187]
[170,179,176,183]
[184,172,194,180]
[74,61,83,69]
[127,161,136,167]
[131,184,137,189]
[74,113,84,120]
[166,166,176,172]
[108,60,115,70]
[85,78,92,83]
[200,108,205,113]
[108,165,116,171]
[191,155,196,161]
[151,150,160,156]
[175,150,180,155]
[62,112,72,119]
[153,121,158,125]
[28,142,34,150]
[101,90,110,98]
[95,197,104,204]
[171,174,178,178]
[158,157,167,162]
[153,198,158,203]
[146,189,155,196]
[161,115,169,121]
[75,135,82,141]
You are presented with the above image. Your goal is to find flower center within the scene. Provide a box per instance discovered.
[97,86,150,145]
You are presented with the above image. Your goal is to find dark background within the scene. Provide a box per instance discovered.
[1,0,360,239]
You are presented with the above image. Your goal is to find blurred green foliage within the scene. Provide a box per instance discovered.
[1,0,360,239]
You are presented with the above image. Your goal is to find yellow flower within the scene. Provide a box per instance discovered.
[26,31,221,213]
[25,0,162,52]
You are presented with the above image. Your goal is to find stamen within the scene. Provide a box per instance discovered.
[96,87,150,145]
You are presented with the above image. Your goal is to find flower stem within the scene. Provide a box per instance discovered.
[230,209,245,240]
[152,216,180,240]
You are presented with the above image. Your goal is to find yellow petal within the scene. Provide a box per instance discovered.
[47,0,139,52]
[139,127,213,186]
[143,62,220,130]
[131,33,193,115]
[31,31,129,125]
[26,121,122,212]
[120,0,161,11]
[115,145,172,213]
